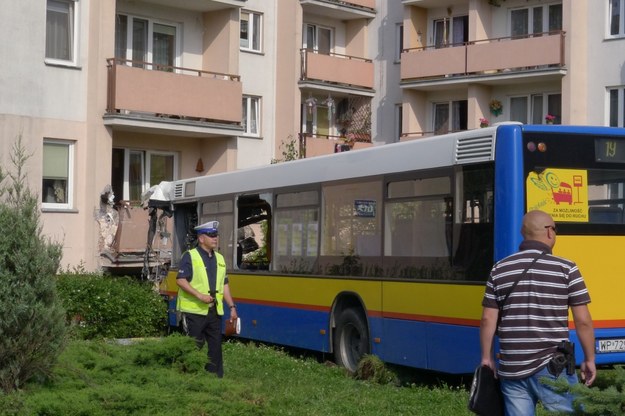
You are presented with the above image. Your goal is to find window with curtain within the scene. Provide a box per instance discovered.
[111,149,178,202]
[511,5,561,37]
[153,23,176,70]
[433,16,468,48]
[115,14,177,70]
[303,24,332,54]
[46,0,77,63]
[242,96,260,136]
[42,140,74,208]
[433,100,467,134]
[511,93,561,124]
[240,11,262,52]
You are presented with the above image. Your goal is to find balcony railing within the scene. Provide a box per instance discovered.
[299,133,372,158]
[106,58,242,124]
[300,0,376,19]
[300,49,374,90]
[401,31,565,81]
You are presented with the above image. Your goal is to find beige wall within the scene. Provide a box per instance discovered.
[202,9,240,75]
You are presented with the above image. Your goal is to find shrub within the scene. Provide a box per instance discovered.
[56,274,168,339]
[0,137,66,393]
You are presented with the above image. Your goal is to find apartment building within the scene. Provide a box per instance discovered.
[0,0,623,272]
[400,0,625,137]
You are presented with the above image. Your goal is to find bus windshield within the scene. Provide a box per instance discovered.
[524,132,625,232]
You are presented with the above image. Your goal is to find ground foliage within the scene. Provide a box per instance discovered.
[1,336,622,416]
[0,137,66,393]
[0,337,472,416]
[55,273,168,339]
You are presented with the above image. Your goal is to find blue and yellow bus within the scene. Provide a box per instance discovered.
[159,123,625,374]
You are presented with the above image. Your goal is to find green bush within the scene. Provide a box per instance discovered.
[56,274,167,339]
[0,137,67,393]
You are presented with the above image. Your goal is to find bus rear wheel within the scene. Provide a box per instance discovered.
[333,308,369,373]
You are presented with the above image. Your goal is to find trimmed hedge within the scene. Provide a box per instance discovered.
[56,274,168,339]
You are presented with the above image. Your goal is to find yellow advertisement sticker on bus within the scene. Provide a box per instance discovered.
[526,168,588,222]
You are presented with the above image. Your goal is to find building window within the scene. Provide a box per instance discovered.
[42,140,74,209]
[433,100,467,134]
[395,24,404,62]
[395,104,403,141]
[242,96,260,136]
[510,4,562,37]
[433,15,468,48]
[240,11,262,52]
[111,149,178,202]
[610,0,625,36]
[609,87,625,127]
[45,0,79,65]
[115,14,178,70]
[510,93,561,124]
[303,24,332,54]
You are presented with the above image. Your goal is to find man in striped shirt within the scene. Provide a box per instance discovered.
[480,210,596,415]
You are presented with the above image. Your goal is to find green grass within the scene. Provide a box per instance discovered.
[0,335,473,416]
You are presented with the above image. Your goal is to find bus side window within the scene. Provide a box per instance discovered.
[453,164,495,281]
[237,194,272,270]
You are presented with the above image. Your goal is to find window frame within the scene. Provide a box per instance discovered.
[45,0,80,66]
[115,13,181,70]
[509,93,561,124]
[608,86,625,127]
[303,23,333,54]
[609,0,625,37]
[114,148,179,202]
[42,139,75,210]
[433,100,468,134]
[395,23,404,62]
[433,15,468,48]
[242,95,261,136]
[240,10,263,53]
[509,4,562,37]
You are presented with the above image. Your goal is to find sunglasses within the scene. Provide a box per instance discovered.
[202,231,219,238]
[544,225,557,233]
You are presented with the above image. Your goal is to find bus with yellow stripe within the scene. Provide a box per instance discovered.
[159,123,625,374]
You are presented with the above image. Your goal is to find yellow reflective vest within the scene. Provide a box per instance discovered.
[177,248,227,316]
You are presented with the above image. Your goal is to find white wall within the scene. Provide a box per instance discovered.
[236,0,278,168]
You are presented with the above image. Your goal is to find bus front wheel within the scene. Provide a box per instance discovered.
[333,308,369,373]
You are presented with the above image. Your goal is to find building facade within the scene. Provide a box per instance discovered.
[0,0,623,271]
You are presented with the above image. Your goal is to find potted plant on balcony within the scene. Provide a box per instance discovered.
[545,114,556,124]
[489,99,503,116]
[336,109,353,137]
[479,117,489,128]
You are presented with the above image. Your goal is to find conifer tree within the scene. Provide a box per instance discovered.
[0,136,66,393]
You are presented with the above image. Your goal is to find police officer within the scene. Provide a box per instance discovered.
[176,220,238,378]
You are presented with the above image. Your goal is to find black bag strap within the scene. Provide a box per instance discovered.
[500,251,546,310]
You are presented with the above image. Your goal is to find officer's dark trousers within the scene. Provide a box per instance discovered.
[182,309,223,378]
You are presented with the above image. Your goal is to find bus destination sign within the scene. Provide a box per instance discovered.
[595,138,625,163]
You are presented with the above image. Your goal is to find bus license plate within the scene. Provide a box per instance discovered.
[598,339,625,353]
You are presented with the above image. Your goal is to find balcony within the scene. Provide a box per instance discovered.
[134,0,245,12]
[401,32,566,89]
[105,58,243,137]
[300,0,375,20]
[300,49,374,93]
[300,133,373,158]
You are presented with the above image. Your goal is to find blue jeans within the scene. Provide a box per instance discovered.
[500,366,579,416]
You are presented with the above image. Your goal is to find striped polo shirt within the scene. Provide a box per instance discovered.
[482,240,591,379]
